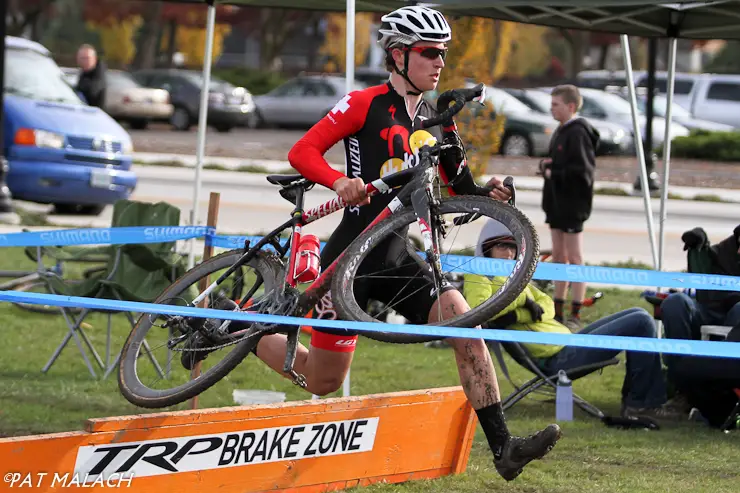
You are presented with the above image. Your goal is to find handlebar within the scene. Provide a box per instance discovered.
[421,83,486,129]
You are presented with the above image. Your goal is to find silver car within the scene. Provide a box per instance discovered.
[249,75,366,128]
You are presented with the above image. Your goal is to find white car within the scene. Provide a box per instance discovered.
[61,67,173,129]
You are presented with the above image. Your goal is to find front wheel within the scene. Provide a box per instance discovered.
[118,249,281,409]
[330,196,539,343]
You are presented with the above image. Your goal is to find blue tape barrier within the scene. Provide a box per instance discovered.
[0,290,737,360]
[0,226,215,247]
[440,255,740,292]
[1,229,738,290]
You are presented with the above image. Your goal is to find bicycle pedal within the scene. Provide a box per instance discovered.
[290,370,307,389]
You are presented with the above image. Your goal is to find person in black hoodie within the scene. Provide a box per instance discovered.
[539,84,599,331]
[75,44,107,109]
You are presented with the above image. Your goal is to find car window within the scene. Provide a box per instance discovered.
[640,78,694,95]
[315,82,337,97]
[524,91,551,113]
[271,80,307,97]
[584,91,633,116]
[485,87,532,113]
[580,97,607,118]
[4,47,82,105]
[706,82,740,102]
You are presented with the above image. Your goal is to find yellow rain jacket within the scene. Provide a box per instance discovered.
[463,274,571,359]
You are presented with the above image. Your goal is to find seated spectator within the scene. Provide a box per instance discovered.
[462,220,682,420]
[659,224,740,421]
[661,224,740,342]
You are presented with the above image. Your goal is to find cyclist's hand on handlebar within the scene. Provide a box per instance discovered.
[483,176,512,202]
[333,176,370,206]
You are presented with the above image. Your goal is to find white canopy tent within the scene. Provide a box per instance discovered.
[178,0,740,276]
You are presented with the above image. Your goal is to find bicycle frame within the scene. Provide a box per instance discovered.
[191,155,435,310]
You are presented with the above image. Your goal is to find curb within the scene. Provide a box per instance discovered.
[133,151,740,203]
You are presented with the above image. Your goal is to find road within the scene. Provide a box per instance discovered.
[128,125,740,189]
[27,165,739,273]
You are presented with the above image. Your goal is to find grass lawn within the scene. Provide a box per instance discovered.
[0,246,738,493]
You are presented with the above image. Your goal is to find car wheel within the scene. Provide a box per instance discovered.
[53,204,105,216]
[170,107,191,131]
[245,111,263,129]
[501,133,532,156]
[129,119,149,130]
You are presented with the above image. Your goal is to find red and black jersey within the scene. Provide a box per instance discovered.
[288,81,482,267]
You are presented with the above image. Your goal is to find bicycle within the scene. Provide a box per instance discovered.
[118,84,541,409]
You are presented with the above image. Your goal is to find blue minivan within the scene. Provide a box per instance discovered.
[3,36,137,214]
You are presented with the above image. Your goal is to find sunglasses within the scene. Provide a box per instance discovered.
[402,46,448,61]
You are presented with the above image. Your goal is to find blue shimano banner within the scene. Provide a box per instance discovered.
[208,234,327,252]
[0,226,215,247]
[0,290,737,359]
[440,255,740,292]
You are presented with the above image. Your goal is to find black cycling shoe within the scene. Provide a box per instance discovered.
[180,298,239,371]
[494,424,562,481]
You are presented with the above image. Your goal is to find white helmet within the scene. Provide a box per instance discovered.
[377,6,452,51]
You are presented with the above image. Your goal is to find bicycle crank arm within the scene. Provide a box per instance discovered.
[283,328,307,388]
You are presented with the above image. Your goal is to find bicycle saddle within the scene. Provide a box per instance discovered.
[266,174,314,188]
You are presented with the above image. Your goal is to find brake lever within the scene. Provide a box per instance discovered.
[503,176,516,208]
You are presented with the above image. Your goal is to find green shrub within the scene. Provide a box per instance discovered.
[659,129,740,161]
[213,68,286,95]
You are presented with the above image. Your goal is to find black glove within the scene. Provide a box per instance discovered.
[488,311,517,328]
[524,297,545,322]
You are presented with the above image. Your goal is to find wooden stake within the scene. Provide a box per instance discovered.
[190,192,221,410]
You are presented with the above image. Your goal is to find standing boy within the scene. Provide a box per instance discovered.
[540,85,599,330]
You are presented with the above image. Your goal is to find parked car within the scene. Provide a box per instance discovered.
[250,75,367,129]
[475,85,559,156]
[685,74,740,129]
[576,69,700,110]
[633,93,734,132]
[540,86,690,150]
[102,70,173,129]
[131,69,256,132]
[353,67,391,87]
[60,68,174,129]
[503,87,633,155]
[4,36,137,215]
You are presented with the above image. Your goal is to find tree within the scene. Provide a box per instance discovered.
[86,17,142,68]
[438,17,511,179]
[319,13,374,72]
[558,28,590,77]
[6,0,58,39]
[704,41,739,73]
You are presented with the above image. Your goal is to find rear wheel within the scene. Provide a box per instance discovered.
[118,249,281,409]
[331,196,539,343]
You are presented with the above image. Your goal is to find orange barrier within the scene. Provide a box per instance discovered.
[1,387,477,492]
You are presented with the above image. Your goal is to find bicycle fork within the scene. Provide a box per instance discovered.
[410,182,447,294]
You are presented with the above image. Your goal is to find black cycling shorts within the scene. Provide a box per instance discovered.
[311,238,456,336]
[546,214,584,234]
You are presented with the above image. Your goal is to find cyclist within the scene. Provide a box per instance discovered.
[189,6,560,481]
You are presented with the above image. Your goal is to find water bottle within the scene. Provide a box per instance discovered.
[293,234,321,283]
[555,370,573,422]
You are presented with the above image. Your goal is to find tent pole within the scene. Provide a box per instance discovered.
[658,37,678,275]
[188,1,217,270]
[342,0,356,399]
[620,34,659,270]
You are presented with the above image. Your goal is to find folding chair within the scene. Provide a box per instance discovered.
[39,199,186,379]
[489,340,619,419]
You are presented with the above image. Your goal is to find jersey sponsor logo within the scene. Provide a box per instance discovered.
[380,125,412,157]
[334,339,357,348]
[347,137,362,216]
[314,291,338,320]
[388,104,397,121]
[73,418,379,479]
[331,95,352,115]
[379,130,437,179]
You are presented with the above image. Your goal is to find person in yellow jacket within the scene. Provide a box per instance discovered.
[461,220,683,420]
